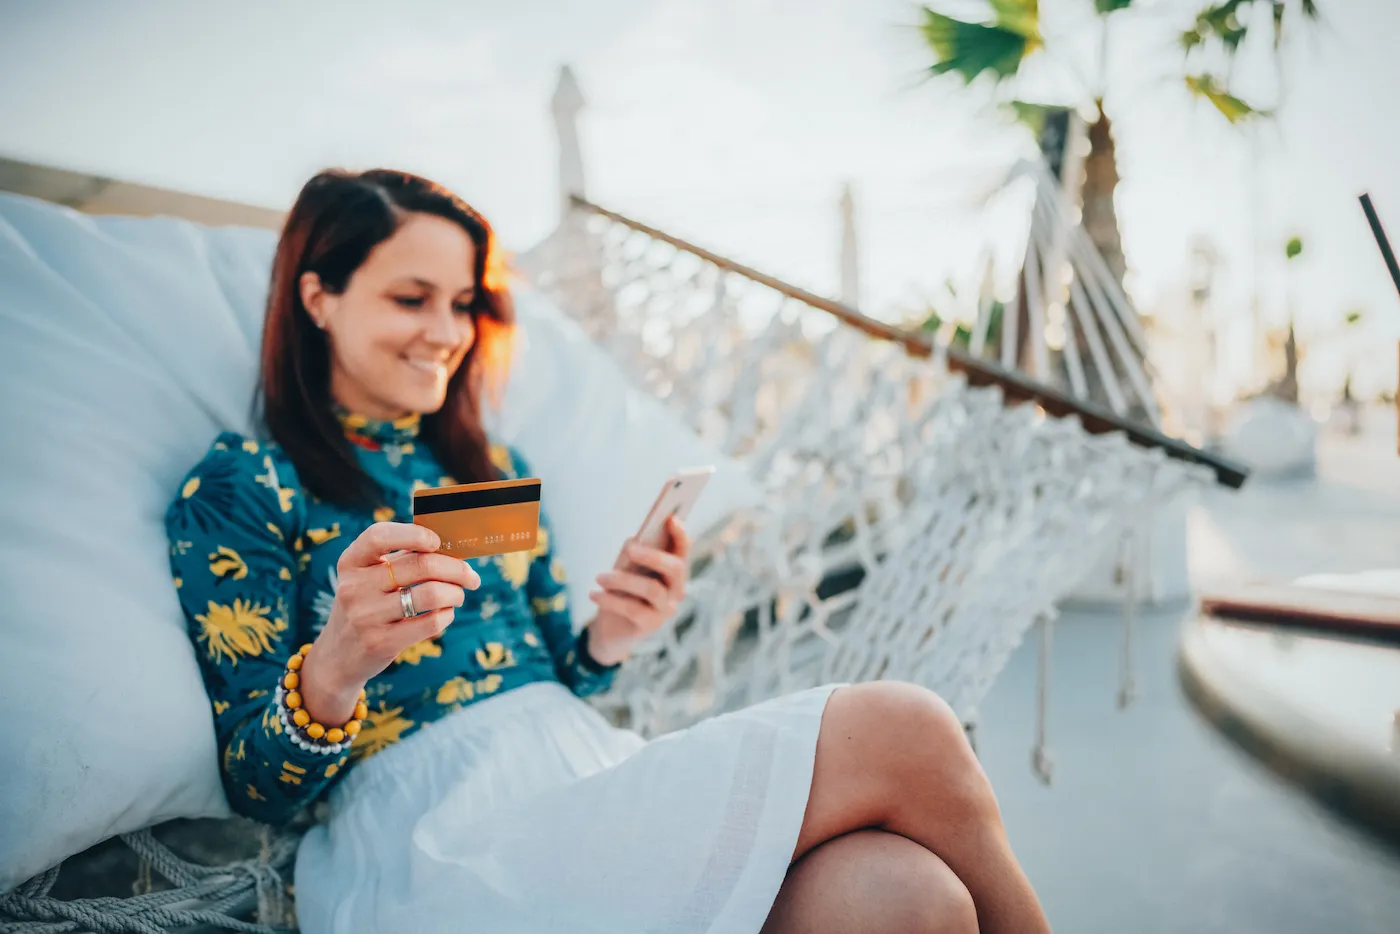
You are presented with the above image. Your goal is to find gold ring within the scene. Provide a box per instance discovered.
[384,559,398,591]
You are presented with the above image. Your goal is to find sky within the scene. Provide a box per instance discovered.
[1,0,1398,400]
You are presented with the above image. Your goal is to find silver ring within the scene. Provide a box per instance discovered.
[398,586,417,619]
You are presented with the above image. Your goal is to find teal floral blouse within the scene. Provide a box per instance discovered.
[165,412,617,826]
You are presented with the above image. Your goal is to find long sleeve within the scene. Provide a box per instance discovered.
[165,433,346,825]
[507,447,619,697]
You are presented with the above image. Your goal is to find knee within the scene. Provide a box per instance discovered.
[846,681,969,759]
[766,831,978,934]
[851,833,979,934]
[848,682,996,820]
[897,849,979,934]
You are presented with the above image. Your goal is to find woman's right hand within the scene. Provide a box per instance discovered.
[299,522,481,724]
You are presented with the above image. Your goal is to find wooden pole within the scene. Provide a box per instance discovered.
[1357,194,1400,455]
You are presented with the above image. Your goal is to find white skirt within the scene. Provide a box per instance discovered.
[294,680,843,934]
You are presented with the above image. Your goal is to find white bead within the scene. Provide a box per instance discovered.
[328,742,342,753]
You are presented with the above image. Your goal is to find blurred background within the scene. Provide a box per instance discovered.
[2,1,1398,931]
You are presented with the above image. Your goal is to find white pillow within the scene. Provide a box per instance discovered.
[487,287,762,626]
[0,192,760,890]
[0,195,266,891]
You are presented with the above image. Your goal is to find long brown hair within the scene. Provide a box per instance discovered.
[258,168,515,508]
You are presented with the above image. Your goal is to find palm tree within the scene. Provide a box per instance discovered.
[919,0,1321,291]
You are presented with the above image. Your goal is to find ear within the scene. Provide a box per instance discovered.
[299,271,329,329]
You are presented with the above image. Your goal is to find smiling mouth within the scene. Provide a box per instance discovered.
[404,358,449,378]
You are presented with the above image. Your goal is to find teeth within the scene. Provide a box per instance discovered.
[406,359,446,374]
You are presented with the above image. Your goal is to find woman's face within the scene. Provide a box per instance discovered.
[301,211,478,420]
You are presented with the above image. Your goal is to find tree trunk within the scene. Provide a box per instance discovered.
[1081,100,1126,288]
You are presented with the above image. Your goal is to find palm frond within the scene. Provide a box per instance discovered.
[988,0,1041,37]
[1184,74,1270,122]
[1003,99,1067,135]
[921,7,1039,83]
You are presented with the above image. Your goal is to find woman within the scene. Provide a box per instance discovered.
[166,168,1051,934]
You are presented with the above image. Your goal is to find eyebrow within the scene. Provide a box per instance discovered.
[391,277,476,294]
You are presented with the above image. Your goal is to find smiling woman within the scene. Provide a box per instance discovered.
[259,169,516,509]
[152,167,1050,934]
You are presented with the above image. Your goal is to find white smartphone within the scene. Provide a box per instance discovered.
[635,466,715,549]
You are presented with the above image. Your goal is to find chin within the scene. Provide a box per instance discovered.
[404,390,450,416]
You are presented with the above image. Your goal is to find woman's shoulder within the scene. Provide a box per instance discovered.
[167,431,305,532]
[488,440,533,480]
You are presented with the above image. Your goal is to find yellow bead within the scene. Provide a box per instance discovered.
[326,728,345,744]
[344,720,361,736]
[306,722,326,740]
[353,702,368,721]
[285,691,302,710]
[283,672,299,690]
[299,644,314,656]
[286,654,303,671]
[358,689,367,700]
[292,709,310,727]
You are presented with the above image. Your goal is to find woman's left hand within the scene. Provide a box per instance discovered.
[585,515,691,666]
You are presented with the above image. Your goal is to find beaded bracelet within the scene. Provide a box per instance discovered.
[273,643,367,755]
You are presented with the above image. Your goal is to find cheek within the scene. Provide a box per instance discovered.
[333,305,417,369]
[455,317,478,356]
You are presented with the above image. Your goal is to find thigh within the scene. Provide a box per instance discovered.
[760,830,977,934]
[792,682,988,861]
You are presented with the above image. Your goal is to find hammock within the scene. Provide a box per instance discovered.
[1,197,1240,934]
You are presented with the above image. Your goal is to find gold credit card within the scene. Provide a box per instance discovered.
[412,477,541,560]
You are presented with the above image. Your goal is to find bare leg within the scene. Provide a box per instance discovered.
[761,830,978,934]
[793,682,1051,934]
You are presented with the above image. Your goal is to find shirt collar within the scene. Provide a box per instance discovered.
[333,404,421,448]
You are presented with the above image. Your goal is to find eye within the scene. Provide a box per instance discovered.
[453,294,477,315]
[393,296,426,309]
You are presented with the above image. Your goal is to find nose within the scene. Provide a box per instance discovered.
[424,298,468,349]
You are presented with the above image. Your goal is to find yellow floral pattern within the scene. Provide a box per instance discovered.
[167,425,617,826]
[306,524,340,546]
[394,638,442,666]
[436,676,475,705]
[497,551,530,588]
[488,444,514,476]
[351,703,415,761]
[208,546,248,580]
[475,642,515,669]
[196,598,284,665]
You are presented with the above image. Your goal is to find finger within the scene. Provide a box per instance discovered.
[400,607,456,645]
[341,521,439,569]
[588,591,665,632]
[377,581,464,622]
[380,552,481,592]
[623,542,687,589]
[664,515,691,560]
[596,569,670,609]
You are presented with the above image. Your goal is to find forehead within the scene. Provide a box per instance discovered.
[360,212,477,289]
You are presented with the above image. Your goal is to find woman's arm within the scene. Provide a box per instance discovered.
[166,435,344,825]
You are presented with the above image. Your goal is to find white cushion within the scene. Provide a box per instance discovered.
[487,287,762,626]
[0,192,760,890]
